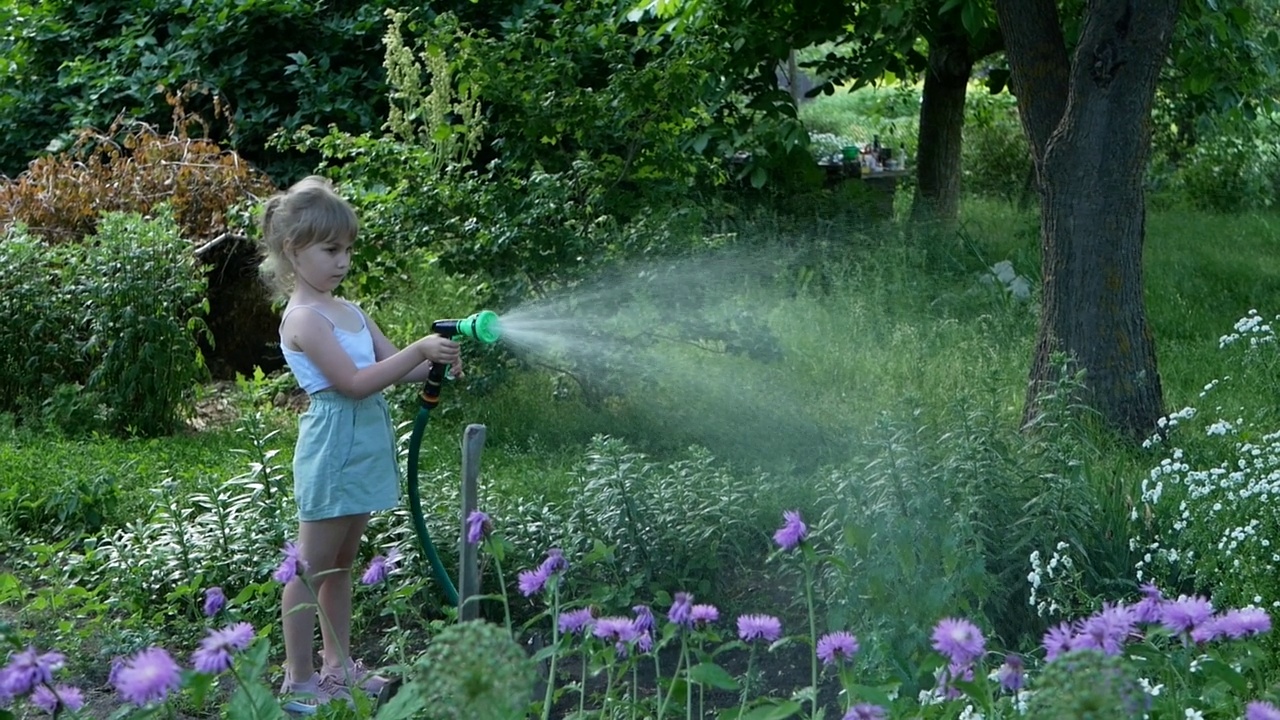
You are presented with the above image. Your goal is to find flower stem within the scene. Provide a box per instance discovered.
[804,561,818,719]
[682,639,692,720]
[540,582,561,720]
[228,666,263,720]
[631,662,639,720]
[493,552,513,637]
[656,633,686,719]
[737,645,757,719]
[579,645,588,718]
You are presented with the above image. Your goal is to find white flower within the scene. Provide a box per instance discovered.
[1184,709,1204,720]
[1138,677,1164,696]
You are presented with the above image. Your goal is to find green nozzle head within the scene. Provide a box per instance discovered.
[456,310,501,344]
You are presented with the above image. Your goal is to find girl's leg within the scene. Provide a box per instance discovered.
[283,517,354,683]
[318,512,370,670]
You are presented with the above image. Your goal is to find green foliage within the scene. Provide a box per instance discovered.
[1025,651,1146,720]
[83,210,211,436]
[1149,108,1280,212]
[379,621,534,720]
[961,91,1031,203]
[0,209,209,436]
[0,230,86,418]
[0,0,395,178]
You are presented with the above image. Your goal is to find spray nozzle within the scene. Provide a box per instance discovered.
[420,310,502,409]
[430,310,502,345]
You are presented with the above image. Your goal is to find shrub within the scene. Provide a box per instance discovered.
[961,90,1031,202]
[0,230,86,417]
[0,208,209,435]
[0,0,394,178]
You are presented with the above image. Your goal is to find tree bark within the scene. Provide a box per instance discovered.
[994,0,1179,440]
[910,33,974,223]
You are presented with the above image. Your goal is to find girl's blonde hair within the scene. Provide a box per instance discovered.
[258,175,359,299]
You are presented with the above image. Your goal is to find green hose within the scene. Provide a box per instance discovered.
[405,406,459,607]
[407,309,502,608]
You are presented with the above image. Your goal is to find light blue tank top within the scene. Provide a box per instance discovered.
[279,301,377,394]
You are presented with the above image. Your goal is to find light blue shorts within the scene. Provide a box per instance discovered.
[293,391,401,522]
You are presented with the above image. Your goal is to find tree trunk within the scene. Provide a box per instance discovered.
[994,0,1179,440]
[910,34,974,223]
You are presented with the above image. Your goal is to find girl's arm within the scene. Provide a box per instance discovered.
[284,308,459,400]
[366,313,462,383]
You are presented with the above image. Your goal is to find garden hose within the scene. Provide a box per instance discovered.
[405,311,501,607]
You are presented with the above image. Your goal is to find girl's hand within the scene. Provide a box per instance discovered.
[416,335,461,366]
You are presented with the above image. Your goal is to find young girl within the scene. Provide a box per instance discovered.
[259,176,462,713]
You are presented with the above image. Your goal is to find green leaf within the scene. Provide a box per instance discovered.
[687,662,739,690]
[750,166,767,189]
[236,638,272,684]
[961,1,981,36]
[847,683,896,707]
[1197,657,1248,696]
[184,671,216,709]
[376,678,424,720]
[227,678,288,720]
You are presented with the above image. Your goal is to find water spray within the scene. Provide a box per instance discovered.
[406,310,502,606]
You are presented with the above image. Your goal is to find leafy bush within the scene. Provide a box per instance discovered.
[815,366,1141,684]
[0,231,87,417]
[0,0,394,178]
[961,90,1031,202]
[0,209,209,436]
[1149,112,1280,212]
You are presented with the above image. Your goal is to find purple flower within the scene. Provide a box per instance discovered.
[843,705,887,720]
[1247,701,1280,720]
[931,617,985,666]
[594,616,640,655]
[272,541,307,584]
[191,622,256,674]
[466,510,491,544]
[773,510,808,551]
[816,631,859,666]
[1043,621,1075,661]
[558,608,596,635]
[594,617,639,642]
[30,684,84,715]
[1160,595,1214,635]
[668,592,694,626]
[1074,603,1137,656]
[1216,607,1272,638]
[538,548,568,576]
[1133,583,1165,623]
[519,549,567,597]
[996,654,1025,692]
[203,586,226,617]
[517,567,550,597]
[113,647,181,705]
[690,604,719,626]
[632,605,655,635]
[2,647,65,696]
[737,614,782,643]
[939,661,974,699]
[361,549,400,585]
[636,632,653,653]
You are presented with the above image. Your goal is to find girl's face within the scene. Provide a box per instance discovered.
[291,236,354,294]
